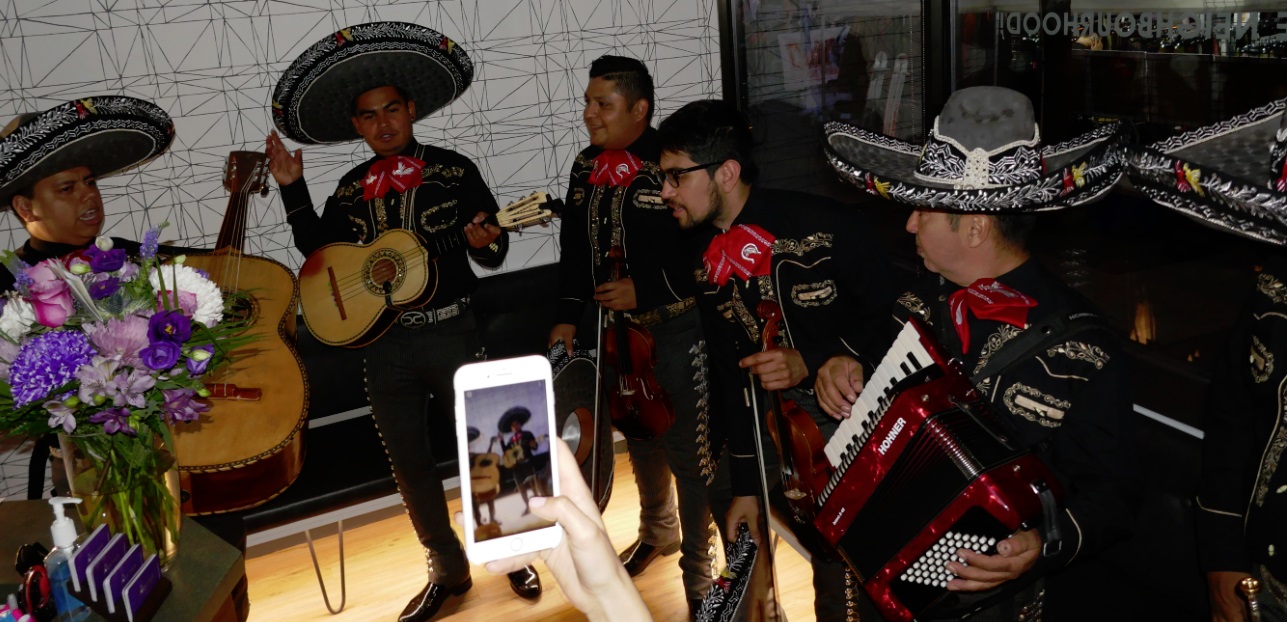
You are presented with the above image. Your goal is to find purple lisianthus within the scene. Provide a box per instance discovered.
[148,310,191,344]
[83,244,127,273]
[112,368,156,408]
[186,344,214,377]
[8,331,96,407]
[140,340,181,371]
[88,276,121,300]
[89,407,135,436]
[45,400,77,433]
[162,388,210,423]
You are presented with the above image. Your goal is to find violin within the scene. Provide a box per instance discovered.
[601,245,676,440]
[756,300,831,520]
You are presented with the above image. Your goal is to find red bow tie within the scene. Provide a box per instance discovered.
[703,224,776,286]
[588,150,642,187]
[947,278,1037,352]
[363,155,426,200]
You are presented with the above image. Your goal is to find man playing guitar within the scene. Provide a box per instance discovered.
[264,22,539,622]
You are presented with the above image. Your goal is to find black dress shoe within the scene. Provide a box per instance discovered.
[399,575,472,622]
[619,539,682,577]
[507,565,542,600]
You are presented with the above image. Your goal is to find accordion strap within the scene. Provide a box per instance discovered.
[966,308,1111,558]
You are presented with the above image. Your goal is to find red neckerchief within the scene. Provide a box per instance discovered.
[947,278,1037,352]
[703,224,776,286]
[511,432,522,446]
[363,155,426,200]
[588,149,642,187]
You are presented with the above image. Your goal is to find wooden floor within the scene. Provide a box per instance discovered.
[245,450,818,621]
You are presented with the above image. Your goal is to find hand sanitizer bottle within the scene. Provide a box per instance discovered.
[45,497,89,622]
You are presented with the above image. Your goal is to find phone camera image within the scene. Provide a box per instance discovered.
[464,379,555,542]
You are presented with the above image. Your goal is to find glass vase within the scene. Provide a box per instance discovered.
[57,429,181,568]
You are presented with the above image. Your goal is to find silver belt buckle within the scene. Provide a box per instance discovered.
[399,310,427,328]
[434,303,460,323]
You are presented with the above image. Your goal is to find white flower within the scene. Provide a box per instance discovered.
[95,236,113,251]
[149,263,224,327]
[0,295,36,342]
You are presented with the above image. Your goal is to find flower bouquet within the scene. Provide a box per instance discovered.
[0,227,249,566]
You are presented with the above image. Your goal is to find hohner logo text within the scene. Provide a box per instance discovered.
[878,418,906,455]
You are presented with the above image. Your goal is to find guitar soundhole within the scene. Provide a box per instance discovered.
[223,292,259,330]
[363,249,407,296]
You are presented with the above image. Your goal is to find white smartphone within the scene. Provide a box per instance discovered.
[454,355,563,564]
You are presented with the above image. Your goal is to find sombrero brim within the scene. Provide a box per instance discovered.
[0,96,173,210]
[1124,98,1287,245]
[497,408,532,433]
[824,120,1124,212]
[273,22,473,145]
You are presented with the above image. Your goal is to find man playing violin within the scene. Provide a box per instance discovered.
[548,55,729,616]
[657,99,897,621]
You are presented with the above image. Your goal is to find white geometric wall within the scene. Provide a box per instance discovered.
[0,0,721,498]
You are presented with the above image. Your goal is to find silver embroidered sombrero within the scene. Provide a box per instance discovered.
[0,96,174,210]
[1126,98,1287,245]
[272,22,473,145]
[825,86,1124,212]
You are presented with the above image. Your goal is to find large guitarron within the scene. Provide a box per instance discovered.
[175,151,309,515]
[813,318,1063,621]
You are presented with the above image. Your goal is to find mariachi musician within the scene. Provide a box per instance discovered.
[547,55,727,614]
[263,21,539,622]
[0,98,179,493]
[826,86,1135,619]
[1125,97,1287,621]
[657,98,897,621]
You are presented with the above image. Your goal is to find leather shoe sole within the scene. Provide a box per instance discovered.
[619,539,682,577]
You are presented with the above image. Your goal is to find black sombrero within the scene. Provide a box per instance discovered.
[0,96,174,210]
[272,21,473,145]
[1126,98,1287,245]
[497,406,531,433]
[825,86,1124,212]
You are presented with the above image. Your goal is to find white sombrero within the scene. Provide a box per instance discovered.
[1126,98,1287,245]
[0,96,174,209]
[825,86,1124,212]
[272,21,473,145]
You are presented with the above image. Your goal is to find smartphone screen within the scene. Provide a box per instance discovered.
[462,377,556,543]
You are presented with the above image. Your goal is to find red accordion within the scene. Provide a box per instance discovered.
[813,318,1063,621]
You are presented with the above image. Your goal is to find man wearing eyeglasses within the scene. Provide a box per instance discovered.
[658,99,898,621]
[549,55,729,616]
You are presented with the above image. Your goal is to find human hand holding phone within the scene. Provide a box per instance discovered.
[456,356,563,564]
[485,438,651,622]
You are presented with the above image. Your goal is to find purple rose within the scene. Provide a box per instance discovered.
[140,341,181,370]
[83,245,126,273]
[148,310,191,344]
[88,276,121,300]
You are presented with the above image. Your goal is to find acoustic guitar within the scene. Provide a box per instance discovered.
[299,191,558,347]
[501,434,549,469]
[470,451,502,499]
[176,151,310,515]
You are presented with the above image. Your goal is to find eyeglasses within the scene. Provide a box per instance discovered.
[662,162,722,187]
